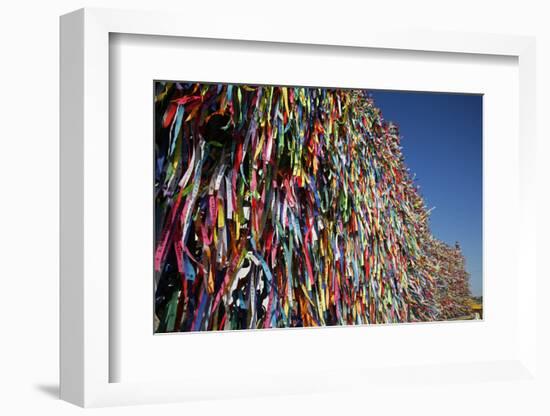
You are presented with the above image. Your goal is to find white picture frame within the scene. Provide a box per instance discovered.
[60,7,538,408]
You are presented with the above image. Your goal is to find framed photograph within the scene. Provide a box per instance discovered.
[60,8,538,408]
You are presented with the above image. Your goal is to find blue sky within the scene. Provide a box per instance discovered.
[369,90,483,297]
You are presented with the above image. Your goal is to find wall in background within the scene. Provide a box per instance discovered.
[0,1,547,414]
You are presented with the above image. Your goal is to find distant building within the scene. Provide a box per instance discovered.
[468,298,483,319]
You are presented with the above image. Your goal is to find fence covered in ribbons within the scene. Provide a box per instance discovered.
[427,239,473,320]
[153,82,471,332]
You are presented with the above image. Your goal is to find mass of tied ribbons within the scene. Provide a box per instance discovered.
[154,81,472,332]
[427,239,472,320]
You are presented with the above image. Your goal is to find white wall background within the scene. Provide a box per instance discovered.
[0,0,548,414]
